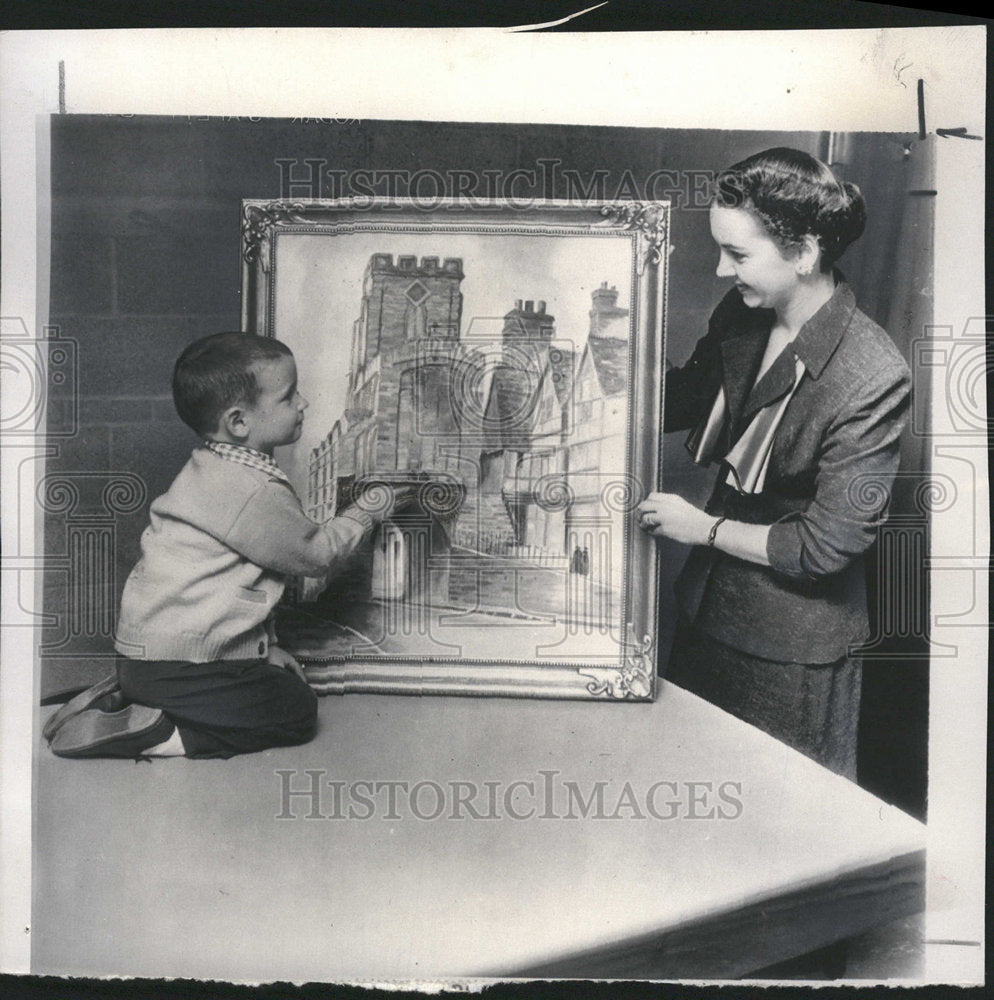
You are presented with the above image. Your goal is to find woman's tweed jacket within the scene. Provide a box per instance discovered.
[665,279,911,664]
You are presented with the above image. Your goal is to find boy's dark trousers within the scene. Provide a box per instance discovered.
[116,655,318,759]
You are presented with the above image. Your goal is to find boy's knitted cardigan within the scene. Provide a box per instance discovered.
[115,448,372,663]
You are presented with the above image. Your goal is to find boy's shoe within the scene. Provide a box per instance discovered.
[42,673,122,743]
[93,689,130,713]
[50,704,174,759]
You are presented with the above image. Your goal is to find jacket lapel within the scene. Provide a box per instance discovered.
[740,349,800,424]
[689,278,856,478]
[720,327,768,436]
[790,279,856,380]
[739,279,857,424]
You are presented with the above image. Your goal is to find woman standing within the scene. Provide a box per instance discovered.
[638,148,911,780]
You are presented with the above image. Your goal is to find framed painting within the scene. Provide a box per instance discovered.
[241,198,668,699]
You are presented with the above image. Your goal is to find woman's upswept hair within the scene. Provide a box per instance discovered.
[714,147,866,270]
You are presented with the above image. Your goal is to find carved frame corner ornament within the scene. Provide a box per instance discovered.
[241,201,308,269]
[600,202,669,275]
[579,627,654,700]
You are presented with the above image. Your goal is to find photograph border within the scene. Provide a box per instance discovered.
[0,23,985,988]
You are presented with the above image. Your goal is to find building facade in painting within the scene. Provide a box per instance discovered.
[304,253,630,611]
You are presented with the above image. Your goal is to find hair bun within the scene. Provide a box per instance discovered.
[837,180,867,246]
[715,148,870,269]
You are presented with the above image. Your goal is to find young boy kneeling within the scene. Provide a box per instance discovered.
[51,332,391,759]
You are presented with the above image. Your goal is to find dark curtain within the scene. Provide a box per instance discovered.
[830,134,934,820]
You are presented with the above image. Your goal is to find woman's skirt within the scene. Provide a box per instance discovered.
[665,618,861,780]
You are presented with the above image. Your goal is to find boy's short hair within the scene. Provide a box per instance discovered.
[172,332,293,435]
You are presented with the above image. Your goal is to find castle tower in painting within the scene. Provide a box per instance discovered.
[347,253,465,479]
[307,254,467,606]
[309,254,466,520]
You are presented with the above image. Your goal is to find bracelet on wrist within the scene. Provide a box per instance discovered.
[706,516,726,548]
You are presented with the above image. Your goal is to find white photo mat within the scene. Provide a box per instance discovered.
[0,24,986,986]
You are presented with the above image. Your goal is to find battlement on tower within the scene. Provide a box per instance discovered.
[367,253,464,278]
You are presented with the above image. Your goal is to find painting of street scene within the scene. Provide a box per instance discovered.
[270,229,640,667]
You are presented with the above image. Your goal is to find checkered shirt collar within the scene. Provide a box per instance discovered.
[202,440,290,484]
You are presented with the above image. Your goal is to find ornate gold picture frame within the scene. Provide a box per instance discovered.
[241,199,668,699]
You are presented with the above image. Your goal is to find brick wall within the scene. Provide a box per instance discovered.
[42,117,910,686]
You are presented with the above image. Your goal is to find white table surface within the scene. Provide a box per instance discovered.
[33,681,926,982]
